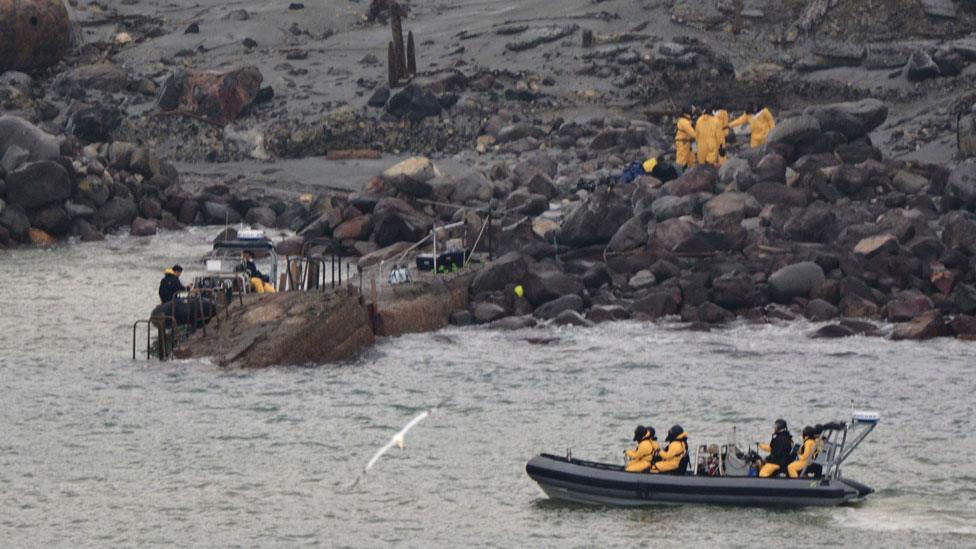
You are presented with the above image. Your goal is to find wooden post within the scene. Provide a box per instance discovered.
[407,31,417,76]
[390,3,406,84]
[387,41,398,87]
[733,0,743,35]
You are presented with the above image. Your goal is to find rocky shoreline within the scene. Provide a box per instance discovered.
[3,0,976,345]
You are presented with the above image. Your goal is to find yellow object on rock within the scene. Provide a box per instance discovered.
[514,285,525,298]
[642,157,659,174]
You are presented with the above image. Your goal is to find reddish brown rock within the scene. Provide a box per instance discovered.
[333,215,370,241]
[28,227,56,246]
[890,310,949,341]
[931,269,957,295]
[158,66,264,125]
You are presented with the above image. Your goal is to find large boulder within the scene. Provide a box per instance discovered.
[853,233,898,258]
[0,115,60,162]
[370,197,433,246]
[768,262,825,303]
[802,99,888,140]
[703,192,760,222]
[946,162,976,209]
[649,217,699,254]
[665,165,717,196]
[558,191,631,247]
[54,64,128,95]
[651,195,699,221]
[523,265,583,306]
[710,272,759,309]
[890,310,948,340]
[158,66,264,125]
[767,115,821,146]
[747,182,809,207]
[608,216,648,252]
[473,302,508,324]
[906,49,941,82]
[98,196,139,229]
[0,204,30,239]
[941,211,976,256]
[0,0,72,72]
[630,288,682,319]
[470,252,529,295]
[533,294,584,320]
[386,83,442,122]
[718,157,756,191]
[381,156,438,198]
[886,291,935,322]
[784,203,835,243]
[5,160,72,209]
[28,205,70,236]
[68,103,123,143]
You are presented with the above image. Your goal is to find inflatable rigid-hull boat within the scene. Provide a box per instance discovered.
[527,411,879,508]
[526,454,873,507]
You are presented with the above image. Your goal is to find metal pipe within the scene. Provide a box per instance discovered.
[432,227,438,275]
[487,207,494,261]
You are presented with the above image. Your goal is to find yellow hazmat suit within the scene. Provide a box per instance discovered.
[651,431,688,473]
[731,108,776,148]
[675,116,697,167]
[788,436,817,478]
[695,114,722,165]
[625,433,661,473]
[714,110,730,165]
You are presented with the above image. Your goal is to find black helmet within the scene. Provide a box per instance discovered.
[774,418,787,431]
[172,264,183,273]
[646,426,657,440]
[633,425,649,442]
[666,424,684,442]
[802,426,815,438]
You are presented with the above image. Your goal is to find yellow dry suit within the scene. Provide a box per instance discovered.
[695,113,722,166]
[625,433,661,473]
[788,436,817,478]
[651,431,688,473]
[731,108,776,149]
[675,115,697,167]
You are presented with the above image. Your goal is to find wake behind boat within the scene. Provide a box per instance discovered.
[526,412,878,508]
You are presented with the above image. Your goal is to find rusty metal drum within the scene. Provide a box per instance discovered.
[0,0,72,72]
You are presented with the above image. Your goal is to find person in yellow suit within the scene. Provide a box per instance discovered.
[650,425,689,474]
[242,250,277,293]
[714,109,731,165]
[695,111,722,165]
[730,106,777,148]
[625,425,660,472]
[674,111,697,168]
[788,426,818,478]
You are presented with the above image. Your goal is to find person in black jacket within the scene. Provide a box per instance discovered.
[158,264,187,303]
[758,418,794,478]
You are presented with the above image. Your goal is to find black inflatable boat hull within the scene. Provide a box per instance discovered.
[526,454,872,507]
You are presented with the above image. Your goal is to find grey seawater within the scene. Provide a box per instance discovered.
[1,229,975,547]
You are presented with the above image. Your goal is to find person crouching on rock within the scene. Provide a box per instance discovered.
[159,264,188,303]
[625,425,660,472]
[241,251,276,294]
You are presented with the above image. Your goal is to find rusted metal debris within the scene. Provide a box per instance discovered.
[158,66,264,126]
[0,0,72,72]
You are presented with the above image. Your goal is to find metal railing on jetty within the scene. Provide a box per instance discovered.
[132,198,515,361]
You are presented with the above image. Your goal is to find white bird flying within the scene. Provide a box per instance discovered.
[346,399,448,490]
[365,410,429,473]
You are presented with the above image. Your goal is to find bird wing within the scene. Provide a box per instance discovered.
[364,436,398,473]
[396,411,430,439]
